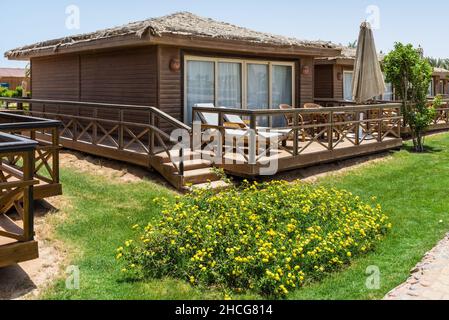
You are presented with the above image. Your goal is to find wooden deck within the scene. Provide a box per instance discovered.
[192,103,404,177]
[0,98,411,190]
[0,114,62,268]
[218,137,402,176]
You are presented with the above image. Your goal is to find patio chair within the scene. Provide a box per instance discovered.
[279,104,306,142]
[195,104,290,155]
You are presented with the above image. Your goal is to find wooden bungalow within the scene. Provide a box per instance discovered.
[3,12,404,190]
[314,47,393,105]
[0,68,28,91]
[430,67,449,97]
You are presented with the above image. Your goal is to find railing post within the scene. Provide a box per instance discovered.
[52,127,60,184]
[178,136,184,176]
[355,111,360,146]
[119,109,124,150]
[217,111,224,160]
[150,112,155,156]
[378,107,383,142]
[293,109,299,156]
[93,108,98,145]
[22,149,35,242]
[328,111,333,151]
[249,114,257,165]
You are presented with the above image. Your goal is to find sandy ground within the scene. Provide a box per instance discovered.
[0,149,395,300]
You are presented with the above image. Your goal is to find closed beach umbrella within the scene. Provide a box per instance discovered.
[352,22,386,103]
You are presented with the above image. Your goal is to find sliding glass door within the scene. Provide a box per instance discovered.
[185,56,295,126]
[218,62,242,109]
[247,64,269,126]
[272,65,293,127]
[186,60,215,124]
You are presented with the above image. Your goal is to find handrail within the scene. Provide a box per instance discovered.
[193,103,402,116]
[0,97,191,176]
[193,103,402,163]
[0,97,191,132]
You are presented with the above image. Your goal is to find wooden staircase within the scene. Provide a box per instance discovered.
[149,149,230,191]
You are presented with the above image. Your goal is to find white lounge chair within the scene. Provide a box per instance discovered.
[194,104,290,143]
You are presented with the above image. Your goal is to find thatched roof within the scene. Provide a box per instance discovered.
[316,46,385,64]
[433,67,449,77]
[5,12,337,59]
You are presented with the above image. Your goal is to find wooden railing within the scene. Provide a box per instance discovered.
[193,103,402,164]
[0,133,38,243]
[0,111,61,187]
[0,98,191,175]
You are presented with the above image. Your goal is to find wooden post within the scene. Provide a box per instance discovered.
[293,109,299,156]
[217,111,224,160]
[22,150,35,242]
[378,107,383,142]
[73,104,78,142]
[150,113,155,156]
[93,108,98,145]
[355,111,360,146]
[249,114,257,165]
[178,136,184,176]
[328,111,333,151]
[52,127,60,184]
[119,109,124,150]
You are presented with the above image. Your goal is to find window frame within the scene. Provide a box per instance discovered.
[343,70,354,101]
[184,55,296,124]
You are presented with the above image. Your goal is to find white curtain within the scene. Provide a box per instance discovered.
[218,62,242,109]
[272,65,293,127]
[344,72,354,101]
[186,61,215,124]
[247,64,269,126]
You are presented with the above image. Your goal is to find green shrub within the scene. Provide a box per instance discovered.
[118,181,391,297]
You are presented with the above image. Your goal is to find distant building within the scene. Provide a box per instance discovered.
[0,67,27,90]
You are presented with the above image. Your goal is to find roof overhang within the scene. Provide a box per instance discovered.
[6,34,341,61]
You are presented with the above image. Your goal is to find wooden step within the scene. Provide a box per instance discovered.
[162,159,212,173]
[183,168,220,185]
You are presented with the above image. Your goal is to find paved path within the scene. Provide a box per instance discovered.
[385,234,449,300]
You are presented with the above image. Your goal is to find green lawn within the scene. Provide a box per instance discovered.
[42,133,449,300]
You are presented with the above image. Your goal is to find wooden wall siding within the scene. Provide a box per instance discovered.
[299,57,314,107]
[32,55,80,101]
[80,47,157,106]
[314,65,333,98]
[157,46,183,122]
[333,65,343,99]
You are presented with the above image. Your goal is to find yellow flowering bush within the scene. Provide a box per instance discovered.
[118,181,391,297]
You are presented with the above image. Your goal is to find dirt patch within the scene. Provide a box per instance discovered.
[0,200,68,300]
[258,151,394,184]
[59,150,174,188]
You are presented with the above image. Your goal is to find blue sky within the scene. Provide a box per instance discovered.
[2,1,448,68]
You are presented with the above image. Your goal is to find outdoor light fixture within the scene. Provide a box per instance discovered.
[337,72,343,81]
[302,65,311,75]
[169,58,181,72]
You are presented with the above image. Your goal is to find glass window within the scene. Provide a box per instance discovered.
[247,64,269,126]
[185,57,295,126]
[343,72,354,101]
[186,61,215,124]
[218,62,242,108]
[272,65,293,127]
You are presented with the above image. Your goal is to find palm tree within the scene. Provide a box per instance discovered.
[348,40,357,48]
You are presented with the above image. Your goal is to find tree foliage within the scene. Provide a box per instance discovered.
[384,43,438,152]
